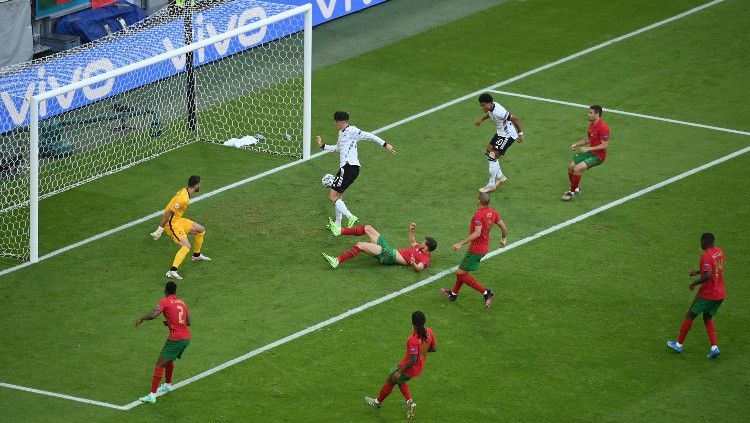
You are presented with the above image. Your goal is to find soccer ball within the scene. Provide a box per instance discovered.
[321,174,335,188]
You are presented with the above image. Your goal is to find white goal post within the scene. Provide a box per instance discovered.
[19,2,312,262]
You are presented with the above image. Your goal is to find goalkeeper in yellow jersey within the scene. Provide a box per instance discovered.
[150,175,211,279]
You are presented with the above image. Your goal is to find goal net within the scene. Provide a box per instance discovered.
[0,0,311,261]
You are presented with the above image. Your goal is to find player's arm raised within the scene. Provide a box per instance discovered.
[136,307,162,327]
[316,135,340,152]
[150,210,173,240]
[497,218,508,248]
[509,114,525,142]
[408,223,418,247]
[453,224,482,251]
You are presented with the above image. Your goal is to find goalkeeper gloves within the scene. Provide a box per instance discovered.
[151,226,164,240]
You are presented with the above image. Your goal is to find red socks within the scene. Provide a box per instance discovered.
[377,382,394,403]
[570,174,581,192]
[677,319,693,344]
[338,245,362,263]
[452,273,486,295]
[165,361,174,384]
[705,319,718,346]
[341,225,366,236]
[398,383,412,401]
[151,367,164,394]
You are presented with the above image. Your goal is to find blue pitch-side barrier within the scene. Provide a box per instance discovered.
[0,0,386,134]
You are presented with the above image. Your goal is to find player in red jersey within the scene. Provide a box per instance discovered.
[136,281,192,403]
[441,192,507,308]
[365,311,437,420]
[562,105,610,201]
[322,223,437,272]
[668,233,726,359]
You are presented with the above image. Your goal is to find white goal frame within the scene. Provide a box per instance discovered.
[27,3,312,262]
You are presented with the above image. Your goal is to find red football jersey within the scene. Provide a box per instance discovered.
[398,245,431,268]
[399,327,436,378]
[587,118,610,161]
[158,295,191,340]
[698,247,725,300]
[468,206,500,254]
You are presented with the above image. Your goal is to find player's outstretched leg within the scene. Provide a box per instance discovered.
[326,217,342,236]
[668,310,696,353]
[364,396,382,409]
[140,357,168,404]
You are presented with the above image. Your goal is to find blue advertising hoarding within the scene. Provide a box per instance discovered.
[0,0,386,134]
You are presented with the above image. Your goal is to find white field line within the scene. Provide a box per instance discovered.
[489,90,750,137]
[120,143,750,411]
[0,0,725,278]
[0,0,731,410]
[0,381,126,411]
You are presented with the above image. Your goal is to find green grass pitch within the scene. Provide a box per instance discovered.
[1,0,749,421]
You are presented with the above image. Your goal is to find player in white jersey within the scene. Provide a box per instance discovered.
[474,93,525,193]
[316,111,396,229]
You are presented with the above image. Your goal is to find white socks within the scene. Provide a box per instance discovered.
[334,199,352,224]
[488,159,504,185]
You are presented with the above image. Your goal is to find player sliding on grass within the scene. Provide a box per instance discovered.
[667,233,726,359]
[317,110,396,229]
[441,192,507,308]
[136,281,191,404]
[150,175,211,280]
[475,92,525,193]
[562,105,610,201]
[365,311,437,420]
[322,222,437,272]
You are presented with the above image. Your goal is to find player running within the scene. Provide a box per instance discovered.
[562,105,610,201]
[136,281,191,404]
[150,175,211,280]
[365,311,437,420]
[322,222,437,272]
[474,92,525,193]
[667,233,726,359]
[317,111,396,229]
[440,192,507,308]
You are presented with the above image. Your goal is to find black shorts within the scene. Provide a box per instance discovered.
[332,163,360,193]
[488,134,516,156]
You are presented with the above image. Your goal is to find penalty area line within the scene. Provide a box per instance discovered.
[0,381,127,411]
[122,144,750,410]
[488,90,750,137]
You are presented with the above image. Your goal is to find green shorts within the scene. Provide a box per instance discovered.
[389,364,412,384]
[459,252,485,272]
[160,339,190,361]
[690,297,723,316]
[376,235,398,265]
[572,152,604,169]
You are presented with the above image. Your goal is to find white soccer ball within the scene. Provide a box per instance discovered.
[321,174,335,188]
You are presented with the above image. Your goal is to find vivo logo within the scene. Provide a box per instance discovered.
[316,0,375,19]
[0,58,115,126]
[161,7,268,71]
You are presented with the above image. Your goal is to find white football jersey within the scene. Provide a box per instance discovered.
[487,102,518,139]
[323,125,386,167]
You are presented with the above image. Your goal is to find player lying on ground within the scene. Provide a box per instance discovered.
[317,110,396,229]
[562,105,610,201]
[441,192,507,308]
[475,92,525,193]
[365,311,437,420]
[136,281,191,404]
[667,232,726,359]
[150,175,211,280]
[322,222,437,272]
